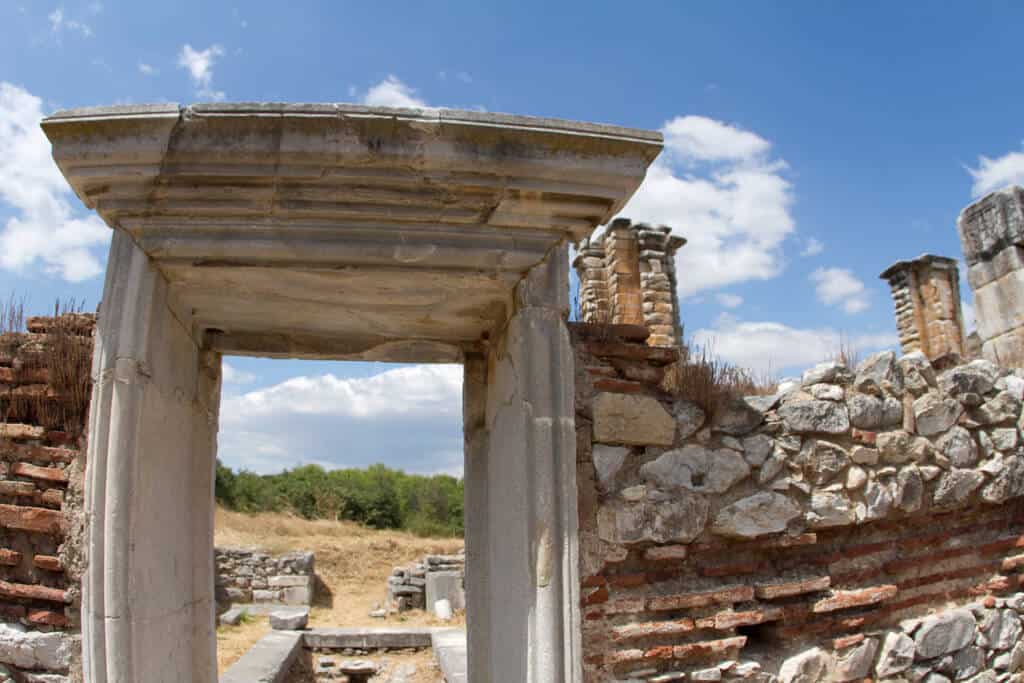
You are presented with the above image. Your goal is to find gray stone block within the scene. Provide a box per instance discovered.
[281,586,313,605]
[302,628,435,650]
[219,607,246,626]
[426,571,465,612]
[268,575,311,588]
[269,608,309,631]
[432,629,468,683]
[220,631,304,683]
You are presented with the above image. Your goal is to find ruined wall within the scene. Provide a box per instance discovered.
[214,548,315,608]
[0,315,93,683]
[387,551,465,613]
[574,322,1024,682]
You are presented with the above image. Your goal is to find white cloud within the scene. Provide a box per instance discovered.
[801,237,824,256]
[48,7,93,38]
[361,75,429,109]
[810,267,870,314]
[222,362,256,385]
[968,145,1024,197]
[177,44,226,101]
[662,116,771,162]
[0,82,110,281]
[692,313,898,375]
[137,62,156,76]
[619,115,795,296]
[716,293,743,308]
[218,364,463,475]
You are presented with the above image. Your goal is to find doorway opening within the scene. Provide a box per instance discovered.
[213,357,467,681]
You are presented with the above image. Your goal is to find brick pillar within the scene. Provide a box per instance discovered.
[880,254,965,362]
[958,186,1024,366]
[573,238,610,323]
[637,225,686,347]
[603,218,644,326]
[574,219,686,347]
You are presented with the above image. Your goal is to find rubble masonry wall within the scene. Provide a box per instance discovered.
[214,548,315,609]
[574,323,1024,682]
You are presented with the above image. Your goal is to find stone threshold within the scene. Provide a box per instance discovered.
[219,627,467,682]
[431,629,467,683]
[220,630,305,683]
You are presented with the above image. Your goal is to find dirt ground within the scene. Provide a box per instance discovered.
[314,650,441,682]
[214,507,465,673]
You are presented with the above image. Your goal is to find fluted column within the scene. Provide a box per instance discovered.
[83,231,220,683]
[468,245,581,682]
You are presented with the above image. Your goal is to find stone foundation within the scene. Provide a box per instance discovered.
[214,547,315,608]
[573,322,1024,682]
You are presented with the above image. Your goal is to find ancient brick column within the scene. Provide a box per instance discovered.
[958,186,1024,366]
[573,219,685,346]
[880,254,965,361]
[638,224,686,347]
[573,238,609,324]
[603,218,645,326]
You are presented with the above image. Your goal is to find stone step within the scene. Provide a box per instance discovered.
[219,631,303,683]
[431,629,467,683]
[302,627,436,650]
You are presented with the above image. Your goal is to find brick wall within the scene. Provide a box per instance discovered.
[0,315,93,683]
[573,322,1024,682]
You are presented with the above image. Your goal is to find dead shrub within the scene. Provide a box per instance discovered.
[40,301,93,433]
[829,332,862,370]
[0,294,24,335]
[662,340,777,419]
[2,299,93,434]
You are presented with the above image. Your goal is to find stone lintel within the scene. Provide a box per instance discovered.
[43,102,662,360]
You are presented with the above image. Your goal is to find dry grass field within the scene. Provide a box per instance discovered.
[214,506,464,673]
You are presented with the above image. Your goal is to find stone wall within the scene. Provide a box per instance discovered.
[0,315,93,683]
[573,322,1024,682]
[386,551,465,613]
[214,547,315,608]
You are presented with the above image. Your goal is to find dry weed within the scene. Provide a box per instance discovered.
[830,332,862,369]
[662,340,777,418]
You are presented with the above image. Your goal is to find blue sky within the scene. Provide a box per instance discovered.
[3,1,1024,475]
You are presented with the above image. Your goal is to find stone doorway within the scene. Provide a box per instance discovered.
[41,102,662,682]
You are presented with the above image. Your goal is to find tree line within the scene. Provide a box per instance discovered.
[214,460,464,537]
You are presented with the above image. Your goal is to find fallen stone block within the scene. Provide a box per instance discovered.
[269,608,309,631]
[219,606,246,627]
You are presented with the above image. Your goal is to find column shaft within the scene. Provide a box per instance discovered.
[84,231,221,683]
[469,245,582,682]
